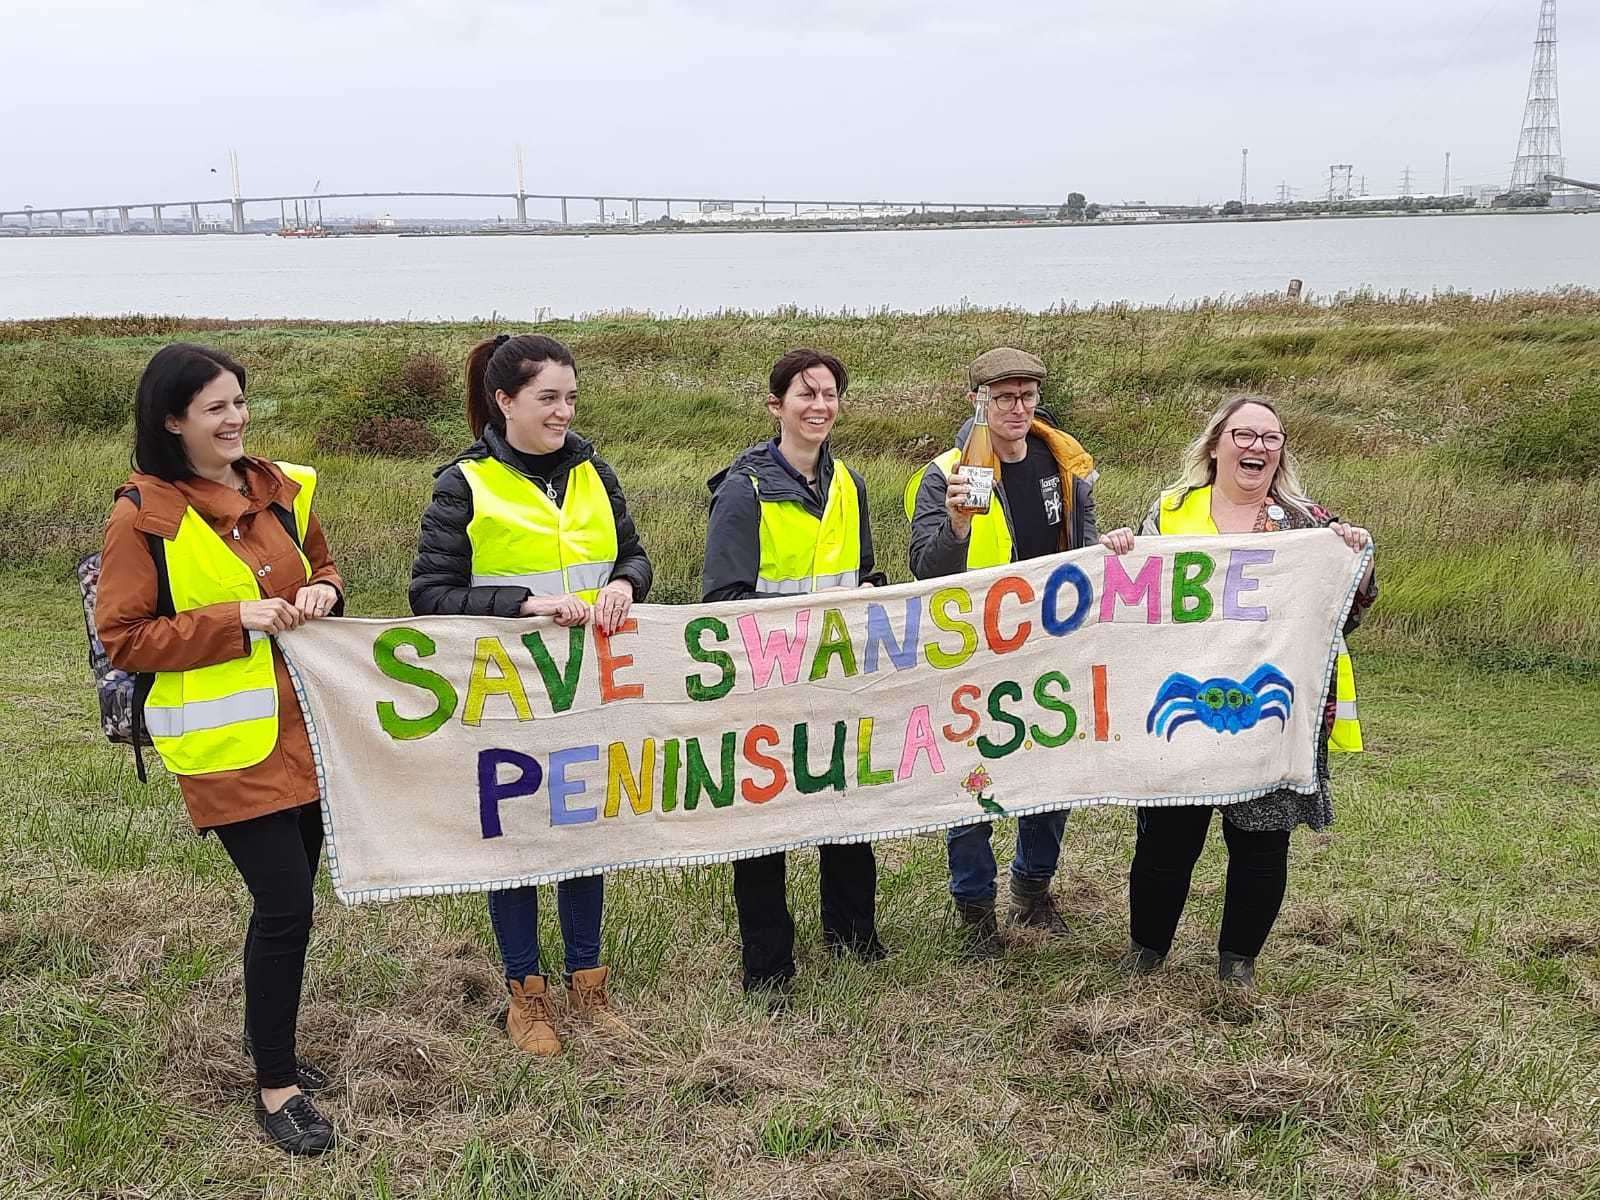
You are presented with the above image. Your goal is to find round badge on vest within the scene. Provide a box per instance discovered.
[1267,504,1286,522]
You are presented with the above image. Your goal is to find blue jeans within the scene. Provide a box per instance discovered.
[947,811,1068,904]
[486,875,604,981]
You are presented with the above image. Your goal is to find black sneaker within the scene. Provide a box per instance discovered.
[743,973,797,1012]
[243,1031,331,1093]
[954,900,1006,960]
[1218,952,1257,987]
[824,933,891,964]
[255,1092,336,1156]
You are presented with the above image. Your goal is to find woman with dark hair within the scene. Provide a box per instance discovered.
[1098,394,1376,986]
[95,343,345,1155]
[409,332,651,1055]
[701,348,889,1002]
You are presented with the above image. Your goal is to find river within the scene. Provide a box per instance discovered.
[2,212,1596,320]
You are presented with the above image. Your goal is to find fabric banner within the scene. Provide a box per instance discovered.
[280,531,1371,905]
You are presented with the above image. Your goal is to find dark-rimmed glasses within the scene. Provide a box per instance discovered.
[1227,428,1285,451]
[987,390,1040,413]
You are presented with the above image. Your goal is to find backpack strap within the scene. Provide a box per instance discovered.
[269,502,303,548]
[121,488,175,785]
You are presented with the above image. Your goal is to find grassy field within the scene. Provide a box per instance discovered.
[1,297,1598,1198]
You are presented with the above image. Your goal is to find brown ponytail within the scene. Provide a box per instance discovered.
[464,333,578,438]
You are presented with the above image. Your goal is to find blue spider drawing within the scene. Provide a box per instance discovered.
[1145,665,1295,740]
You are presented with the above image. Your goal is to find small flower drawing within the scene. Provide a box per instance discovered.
[961,766,1005,817]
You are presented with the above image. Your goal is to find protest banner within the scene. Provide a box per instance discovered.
[279,532,1370,904]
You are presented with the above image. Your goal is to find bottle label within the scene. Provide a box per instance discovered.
[963,465,995,510]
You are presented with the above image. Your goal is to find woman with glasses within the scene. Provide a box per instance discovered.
[1097,394,1376,986]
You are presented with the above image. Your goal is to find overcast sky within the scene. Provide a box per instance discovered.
[5,0,1597,217]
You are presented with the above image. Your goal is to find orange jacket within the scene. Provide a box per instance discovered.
[95,458,343,830]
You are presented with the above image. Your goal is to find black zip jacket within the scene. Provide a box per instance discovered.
[701,439,887,603]
[409,425,652,617]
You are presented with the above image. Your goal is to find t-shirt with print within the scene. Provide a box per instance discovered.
[999,435,1063,561]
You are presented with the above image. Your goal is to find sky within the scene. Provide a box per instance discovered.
[4,0,1597,218]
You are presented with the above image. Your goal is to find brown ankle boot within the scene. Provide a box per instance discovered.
[566,966,631,1036]
[506,975,562,1055]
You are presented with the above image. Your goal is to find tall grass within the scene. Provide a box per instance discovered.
[4,295,1596,668]
[3,299,1600,1196]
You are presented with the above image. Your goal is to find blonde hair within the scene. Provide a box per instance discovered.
[1163,395,1312,519]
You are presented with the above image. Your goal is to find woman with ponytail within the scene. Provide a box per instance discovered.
[409,333,651,1054]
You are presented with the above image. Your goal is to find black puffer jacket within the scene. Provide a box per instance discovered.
[701,438,887,603]
[409,425,652,617]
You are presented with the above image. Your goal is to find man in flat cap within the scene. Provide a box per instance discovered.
[903,347,1099,957]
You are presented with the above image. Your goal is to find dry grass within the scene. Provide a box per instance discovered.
[2,300,1598,1196]
[2,581,1597,1197]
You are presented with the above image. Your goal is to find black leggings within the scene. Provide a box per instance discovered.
[213,803,323,1090]
[732,845,877,990]
[1128,806,1290,959]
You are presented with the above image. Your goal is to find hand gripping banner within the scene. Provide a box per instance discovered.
[279,532,1371,904]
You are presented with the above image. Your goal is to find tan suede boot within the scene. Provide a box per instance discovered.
[566,966,631,1036]
[506,975,562,1055]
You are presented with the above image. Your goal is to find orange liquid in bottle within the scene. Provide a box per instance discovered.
[956,385,997,514]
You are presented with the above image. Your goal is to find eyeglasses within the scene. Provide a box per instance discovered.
[1227,429,1285,451]
[988,391,1040,413]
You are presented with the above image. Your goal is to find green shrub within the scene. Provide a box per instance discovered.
[1478,376,1600,480]
[312,343,458,447]
[42,351,141,432]
[339,415,441,458]
[398,350,451,404]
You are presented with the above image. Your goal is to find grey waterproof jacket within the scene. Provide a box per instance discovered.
[701,439,886,603]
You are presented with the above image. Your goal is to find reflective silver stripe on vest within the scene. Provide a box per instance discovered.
[471,568,568,595]
[754,569,859,596]
[144,688,277,739]
[1334,701,1358,721]
[248,630,268,645]
[565,561,616,593]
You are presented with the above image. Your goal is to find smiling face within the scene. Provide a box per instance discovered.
[498,360,578,454]
[982,376,1040,443]
[164,369,248,477]
[767,364,840,454]
[1212,401,1284,502]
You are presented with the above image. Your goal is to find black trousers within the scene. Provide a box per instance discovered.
[213,802,323,1090]
[732,844,877,989]
[1128,806,1290,959]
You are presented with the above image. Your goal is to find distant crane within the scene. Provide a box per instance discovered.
[1543,173,1600,193]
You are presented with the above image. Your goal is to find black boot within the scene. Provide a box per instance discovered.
[954,899,1006,960]
[742,971,797,1012]
[1007,875,1069,938]
[1218,951,1256,987]
[255,1092,337,1156]
[243,1031,330,1093]
[1119,940,1166,976]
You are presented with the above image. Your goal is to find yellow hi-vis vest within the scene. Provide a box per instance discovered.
[754,464,862,595]
[1156,485,1363,752]
[460,456,617,602]
[144,462,316,776]
[902,448,1013,570]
